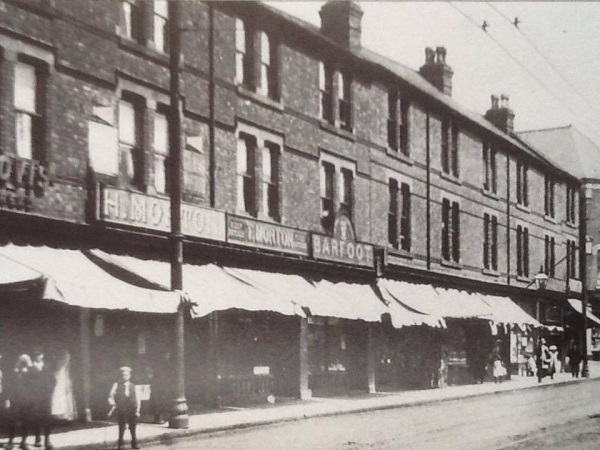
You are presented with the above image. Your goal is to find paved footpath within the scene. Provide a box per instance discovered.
[23,362,600,450]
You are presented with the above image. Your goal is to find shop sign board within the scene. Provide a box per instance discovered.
[98,186,226,242]
[311,214,375,268]
[0,154,51,212]
[226,215,309,256]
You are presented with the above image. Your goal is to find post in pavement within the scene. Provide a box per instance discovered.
[581,185,590,378]
[169,0,189,428]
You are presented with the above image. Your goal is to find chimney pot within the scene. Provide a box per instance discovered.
[435,46,447,64]
[419,46,453,96]
[320,1,364,50]
[485,93,515,133]
[491,95,499,109]
[425,47,435,64]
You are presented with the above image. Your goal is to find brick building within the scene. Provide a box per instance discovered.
[0,0,584,418]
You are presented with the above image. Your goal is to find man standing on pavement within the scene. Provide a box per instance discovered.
[567,340,582,378]
[30,347,54,450]
[108,366,141,450]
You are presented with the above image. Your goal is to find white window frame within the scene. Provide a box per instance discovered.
[153,110,169,194]
[14,62,39,160]
[153,0,169,53]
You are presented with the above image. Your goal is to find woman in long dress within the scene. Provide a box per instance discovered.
[50,350,77,422]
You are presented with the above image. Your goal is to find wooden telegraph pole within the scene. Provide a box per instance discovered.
[169,0,189,428]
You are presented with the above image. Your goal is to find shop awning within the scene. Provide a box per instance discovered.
[478,295,542,328]
[224,267,388,322]
[377,279,491,320]
[307,280,388,322]
[0,245,181,313]
[89,251,302,319]
[0,254,44,288]
[568,298,600,326]
[433,287,493,319]
[376,279,446,328]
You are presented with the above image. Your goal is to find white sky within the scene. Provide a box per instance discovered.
[268,1,600,145]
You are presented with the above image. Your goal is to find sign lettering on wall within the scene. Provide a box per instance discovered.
[226,215,309,256]
[98,186,226,242]
[311,213,375,268]
[0,155,51,212]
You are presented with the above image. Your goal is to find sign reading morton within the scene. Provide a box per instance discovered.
[227,215,309,256]
[311,214,374,267]
[98,186,226,242]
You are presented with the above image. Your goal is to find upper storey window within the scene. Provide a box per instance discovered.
[337,72,352,132]
[319,156,355,233]
[236,128,282,221]
[319,62,334,124]
[516,225,530,277]
[516,161,529,207]
[15,61,44,161]
[118,97,144,189]
[482,142,497,193]
[387,90,410,156]
[441,119,459,178]
[441,198,460,263]
[544,175,555,218]
[388,178,411,252]
[153,0,169,53]
[566,184,577,224]
[237,133,257,216]
[235,18,279,101]
[261,143,280,221]
[120,0,143,43]
[153,109,169,194]
[319,63,352,132]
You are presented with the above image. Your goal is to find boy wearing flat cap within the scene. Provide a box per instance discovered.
[108,367,140,450]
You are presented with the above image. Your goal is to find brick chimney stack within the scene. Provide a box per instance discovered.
[319,1,363,51]
[485,94,515,134]
[419,46,454,96]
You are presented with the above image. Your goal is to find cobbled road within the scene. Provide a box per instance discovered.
[145,379,600,449]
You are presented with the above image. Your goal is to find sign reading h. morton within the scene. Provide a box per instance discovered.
[311,214,374,268]
[98,186,226,242]
[227,215,309,256]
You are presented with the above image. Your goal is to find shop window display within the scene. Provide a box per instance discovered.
[307,317,349,394]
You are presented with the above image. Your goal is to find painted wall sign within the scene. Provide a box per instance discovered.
[0,155,50,212]
[227,215,309,256]
[311,213,375,268]
[98,186,226,242]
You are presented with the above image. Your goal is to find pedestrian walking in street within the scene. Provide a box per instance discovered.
[108,366,141,450]
[5,354,34,450]
[149,352,171,425]
[536,338,551,383]
[567,340,582,378]
[30,347,54,450]
[492,341,506,384]
[526,354,537,377]
[548,345,560,379]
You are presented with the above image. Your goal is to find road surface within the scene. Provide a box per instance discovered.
[146,379,600,449]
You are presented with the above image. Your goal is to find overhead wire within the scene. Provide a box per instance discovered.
[447,2,581,120]
[485,2,600,116]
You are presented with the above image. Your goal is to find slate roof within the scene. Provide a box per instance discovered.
[256,2,577,181]
[518,125,600,181]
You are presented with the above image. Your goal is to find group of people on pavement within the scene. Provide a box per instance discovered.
[0,347,76,450]
[531,337,582,382]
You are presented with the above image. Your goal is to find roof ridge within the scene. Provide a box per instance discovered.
[517,124,572,134]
